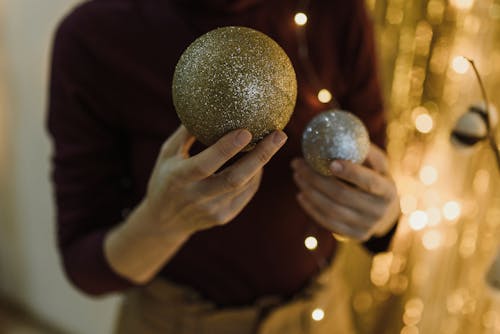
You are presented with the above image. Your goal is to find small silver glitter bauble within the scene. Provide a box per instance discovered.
[302,110,370,176]
[172,26,297,149]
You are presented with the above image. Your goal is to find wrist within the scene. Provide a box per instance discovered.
[104,200,191,284]
[134,198,193,240]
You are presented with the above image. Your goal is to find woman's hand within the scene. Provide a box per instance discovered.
[105,125,287,283]
[145,125,287,234]
[291,144,400,241]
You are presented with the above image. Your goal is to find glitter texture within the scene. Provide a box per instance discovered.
[172,26,297,148]
[302,110,370,176]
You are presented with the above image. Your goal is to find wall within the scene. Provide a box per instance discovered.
[0,0,120,333]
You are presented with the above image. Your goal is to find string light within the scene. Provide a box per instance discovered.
[293,10,342,326]
[294,12,308,26]
[415,114,434,133]
[450,0,474,10]
[419,165,438,185]
[304,236,318,250]
[409,210,428,231]
[452,56,470,74]
[442,201,461,220]
[294,1,338,109]
[293,3,498,331]
[311,308,325,321]
[361,0,500,331]
[317,89,333,104]
[403,298,424,326]
[422,230,443,250]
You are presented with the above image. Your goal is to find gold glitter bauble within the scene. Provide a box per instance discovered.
[302,110,370,176]
[172,26,297,148]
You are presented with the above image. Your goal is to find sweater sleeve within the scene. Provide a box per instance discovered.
[47,5,137,296]
[338,0,398,253]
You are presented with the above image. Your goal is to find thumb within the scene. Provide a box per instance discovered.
[159,125,196,159]
[365,143,389,175]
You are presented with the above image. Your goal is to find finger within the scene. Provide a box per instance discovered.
[329,160,392,198]
[225,171,262,221]
[297,194,370,241]
[159,125,195,159]
[292,159,384,218]
[199,131,287,196]
[364,144,389,175]
[295,175,372,230]
[181,129,252,180]
[196,170,262,227]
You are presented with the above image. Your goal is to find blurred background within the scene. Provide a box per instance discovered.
[0,0,499,333]
[0,0,120,333]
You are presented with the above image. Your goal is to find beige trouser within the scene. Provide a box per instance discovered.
[114,247,355,334]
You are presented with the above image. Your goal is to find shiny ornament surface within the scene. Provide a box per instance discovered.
[451,103,497,147]
[172,26,297,148]
[302,110,370,176]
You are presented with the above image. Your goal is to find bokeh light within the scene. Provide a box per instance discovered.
[294,12,308,26]
[450,0,474,10]
[317,89,332,103]
[443,201,461,220]
[409,210,429,230]
[415,114,434,133]
[422,230,443,250]
[304,236,318,250]
[419,165,438,185]
[311,308,325,321]
[452,56,470,74]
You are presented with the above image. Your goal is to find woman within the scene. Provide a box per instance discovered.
[47,0,400,332]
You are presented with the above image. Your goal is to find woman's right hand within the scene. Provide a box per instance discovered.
[144,125,287,235]
[105,125,287,283]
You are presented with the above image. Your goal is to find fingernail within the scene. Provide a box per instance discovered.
[331,161,343,173]
[235,130,252,146]
[273,131,287,145]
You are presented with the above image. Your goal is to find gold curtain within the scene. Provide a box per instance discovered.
[341,0,500,333]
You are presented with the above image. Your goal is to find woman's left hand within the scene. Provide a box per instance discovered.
[291,144,400,241]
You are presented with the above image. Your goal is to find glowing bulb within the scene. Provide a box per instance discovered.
[409,210,428,231]
[452,56,470,74]
[450,0,474,10]
[419,165,438,185]
[311,308,325,321]
[422,230,442,250]
[317,89,332,103]
[415,114,434,133]
[304,236,318,250]
[294,12,308,26]
[443,201,461,220]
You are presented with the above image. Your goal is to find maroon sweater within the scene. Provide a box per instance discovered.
[47,0,391,306]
